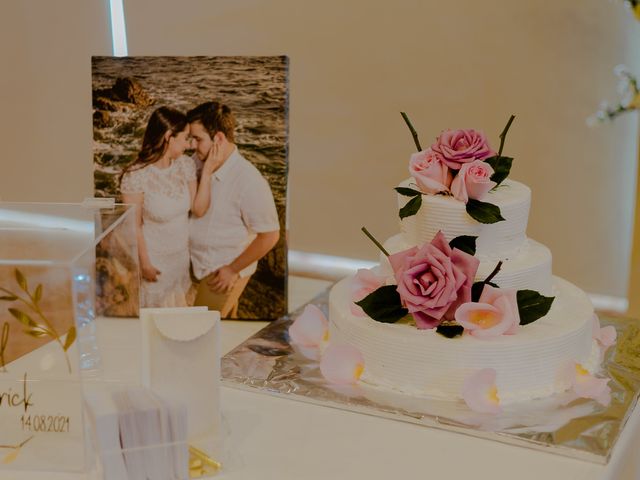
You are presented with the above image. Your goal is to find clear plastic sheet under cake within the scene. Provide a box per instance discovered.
[221,288,640,464]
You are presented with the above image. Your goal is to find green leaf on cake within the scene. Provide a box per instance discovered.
[517,290,555,325]
[399,195,422,219]
[395,186,422,197]
[449,235,477,256]
[355,285,408,323]
[484,155,513,186]
[436,324,464,338]
[466,199,505,224]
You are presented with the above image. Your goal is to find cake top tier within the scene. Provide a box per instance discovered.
[398,179,531,258]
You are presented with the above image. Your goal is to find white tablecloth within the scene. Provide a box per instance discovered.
[1,277,638,480]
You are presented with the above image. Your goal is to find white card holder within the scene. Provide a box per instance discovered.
[140,308,221,449]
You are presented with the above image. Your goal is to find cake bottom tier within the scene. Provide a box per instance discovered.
[328,275,598,404]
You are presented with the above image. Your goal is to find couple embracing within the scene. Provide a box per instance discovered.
[120,101,280,318]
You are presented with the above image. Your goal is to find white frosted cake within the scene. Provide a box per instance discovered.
[323,124,613,409]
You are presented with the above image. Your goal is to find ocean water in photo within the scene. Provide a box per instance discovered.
[92,56,288,212]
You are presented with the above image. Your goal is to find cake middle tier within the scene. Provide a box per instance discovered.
[383,233,553,295]
[398,178,531,257]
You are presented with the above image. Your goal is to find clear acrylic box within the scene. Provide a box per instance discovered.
[0,202,139,473]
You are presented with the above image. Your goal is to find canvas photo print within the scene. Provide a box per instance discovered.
[92,56,288,320]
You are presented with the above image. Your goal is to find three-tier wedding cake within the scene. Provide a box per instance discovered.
[323,118,614,410]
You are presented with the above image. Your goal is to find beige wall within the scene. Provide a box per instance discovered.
[1,0,638,298]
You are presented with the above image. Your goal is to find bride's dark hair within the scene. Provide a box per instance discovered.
[120,106,187,180]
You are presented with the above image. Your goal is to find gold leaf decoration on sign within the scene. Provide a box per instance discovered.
[14,269,27,292]
[8,308,35,328]
[1,449,19,465]
[1,269,76,373]
[0,322,9,372]
[25,326,50,338]
[33,284,42,304]
[0,435,34,464]
[63,326,77,352]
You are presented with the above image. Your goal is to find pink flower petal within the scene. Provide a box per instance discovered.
[450,172,468,203]
[598,326,617,349]
[466,177,497,201]
[455,294,519,338]
[575,377,612,406]
[592,315,617,351]
[353,268,384,290]
[408,149,452,194]
[320,344,365,385]
[455,302,500,327]
[462,368,502,414]
[288,304,329,348]
[388,246,418,275]
[455,285,520,338]
[572,364,612,407]
[351,268,385,316]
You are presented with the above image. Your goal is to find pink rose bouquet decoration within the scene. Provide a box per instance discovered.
[431,129,495,170]
[408,148,452,194]
[387,231,480,329]
[450,159,497,204]
[398,114,517,225]
[455,285,520,338]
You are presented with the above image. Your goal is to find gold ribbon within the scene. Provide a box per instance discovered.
[189,445,222,478]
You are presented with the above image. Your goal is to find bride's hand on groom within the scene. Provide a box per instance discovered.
[202,140,223,176]
[141,263,161,282]
[206,265,239,293]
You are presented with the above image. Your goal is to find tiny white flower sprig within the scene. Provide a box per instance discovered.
[588,65,640,125]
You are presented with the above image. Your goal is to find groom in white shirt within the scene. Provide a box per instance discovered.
[187,101,280,318]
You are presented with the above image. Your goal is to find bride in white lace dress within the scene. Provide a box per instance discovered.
[120,106,216,307]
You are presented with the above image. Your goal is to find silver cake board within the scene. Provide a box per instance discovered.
[221,287,640,464]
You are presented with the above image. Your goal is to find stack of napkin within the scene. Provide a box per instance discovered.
[85,386,188,480]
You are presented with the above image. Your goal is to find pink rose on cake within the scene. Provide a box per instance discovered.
[431,129,495,170]
[388,231,480,329]
[408,148,452,194]
[450,160,497,203]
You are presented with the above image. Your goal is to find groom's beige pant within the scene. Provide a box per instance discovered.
[194,274,251,319]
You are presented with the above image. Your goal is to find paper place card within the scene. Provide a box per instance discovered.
[140,308,221,455]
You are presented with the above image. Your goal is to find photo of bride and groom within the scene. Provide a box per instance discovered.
[92,56,288,320]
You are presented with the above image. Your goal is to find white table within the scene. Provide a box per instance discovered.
[1,276,639,480]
